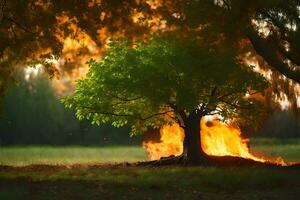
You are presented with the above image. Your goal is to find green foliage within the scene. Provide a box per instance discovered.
[63,36,268,135]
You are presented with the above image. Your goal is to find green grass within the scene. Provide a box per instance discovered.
[249,138,300,162]
[1,138,300,166]
[0,166,299,200]
[1,138,300,199]
[0,146,147,166]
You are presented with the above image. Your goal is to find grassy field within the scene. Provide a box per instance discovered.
[0,138,300,166]
[0,138,300,200]
[249,138,300,162]
[0,146,147,166]
[1,165,300,200]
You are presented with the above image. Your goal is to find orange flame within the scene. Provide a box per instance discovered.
[143,124,184,160]
[201,119,264,162]
[143,118,286,165]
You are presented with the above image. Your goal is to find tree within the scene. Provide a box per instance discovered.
[63,37,268,164]
[1,0,300,87]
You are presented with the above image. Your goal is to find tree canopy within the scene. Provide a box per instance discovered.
[63,37,268,135]
[1,0,300,94]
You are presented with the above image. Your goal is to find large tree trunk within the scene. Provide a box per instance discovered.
[183,113,207,164]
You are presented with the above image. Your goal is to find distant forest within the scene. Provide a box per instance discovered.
[0,73,141,146]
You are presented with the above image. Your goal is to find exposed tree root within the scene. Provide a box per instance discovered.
[1,159,300,171]
[135,154,292,168]
[135,154,210,167]
[136,155,187,167]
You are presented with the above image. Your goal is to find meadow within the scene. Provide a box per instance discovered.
[0,138,300,166]
[0,146,147,166]
[0,138,300,200]
[249,137,300,163]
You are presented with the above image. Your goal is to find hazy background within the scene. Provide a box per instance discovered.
[0,70,141,146]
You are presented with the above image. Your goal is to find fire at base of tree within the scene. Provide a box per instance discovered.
[143,117,286,166]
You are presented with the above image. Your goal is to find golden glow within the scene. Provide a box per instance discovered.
[32,1,175,96]
[49,15,103,96]
[146,0,162,9]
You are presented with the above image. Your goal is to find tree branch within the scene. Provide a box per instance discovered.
[110,96,143,107]
[220,100,252,110]
[110,94,143,102]
[166,113,185,128]
[258,11,300,68]
[80,106,173,121]
[246,27,300,83]
[86,110,144,119]
[168,103,187,123]
[141,110,174,121]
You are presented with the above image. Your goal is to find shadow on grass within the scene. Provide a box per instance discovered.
[0,164,300,200]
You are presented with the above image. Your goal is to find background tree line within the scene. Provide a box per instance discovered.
[0,71,140,146]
